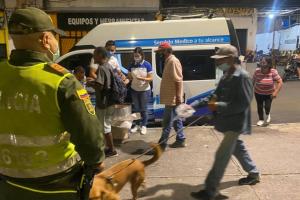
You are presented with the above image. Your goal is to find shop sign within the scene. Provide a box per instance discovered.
[57,12,155,30]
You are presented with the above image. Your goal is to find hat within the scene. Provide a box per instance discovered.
[211,45,238,59]
[155,42,172,52]
[8,7,65,35]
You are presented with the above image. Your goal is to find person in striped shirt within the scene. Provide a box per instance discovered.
[253,56,283,126]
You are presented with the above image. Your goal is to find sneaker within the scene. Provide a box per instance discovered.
[256,120,264,126]
[130,125,140,133]
[266,114,271,124]
[169,140,187,148]
[105,149,118,158]
[140,126,147,135]
[190,190,228,200]
[238,174,260,185]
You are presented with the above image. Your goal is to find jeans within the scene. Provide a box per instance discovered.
[131,89,150,127]
[158,105,185,148]
[205,131,259,196]
[255,93,273,120]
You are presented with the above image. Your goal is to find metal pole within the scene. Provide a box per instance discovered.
[272,16,276,67]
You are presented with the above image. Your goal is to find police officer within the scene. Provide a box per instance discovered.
[0,7,105,200]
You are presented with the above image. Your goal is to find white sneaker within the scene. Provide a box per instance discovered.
[130,125,139,133]
[140,126,147,135]
[256,120,264,126]
[266,114,271,124]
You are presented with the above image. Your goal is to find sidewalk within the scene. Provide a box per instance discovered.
[104,123,300,200]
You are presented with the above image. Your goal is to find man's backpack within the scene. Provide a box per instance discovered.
[110,68,128,104]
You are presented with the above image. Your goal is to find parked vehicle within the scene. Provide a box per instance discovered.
[56,17,240,122]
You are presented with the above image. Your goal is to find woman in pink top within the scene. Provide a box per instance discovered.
[253,56,283,126]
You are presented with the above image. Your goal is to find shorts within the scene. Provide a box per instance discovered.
[96,106,115,134]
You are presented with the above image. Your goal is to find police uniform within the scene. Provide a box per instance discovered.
[0,7,105,200]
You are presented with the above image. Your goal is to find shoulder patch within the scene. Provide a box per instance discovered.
[76,89,96,115]
[48,63,69,75]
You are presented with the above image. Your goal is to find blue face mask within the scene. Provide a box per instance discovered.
[217,63,231,71]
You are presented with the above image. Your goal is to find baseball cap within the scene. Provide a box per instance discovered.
[8,7,65,35]
[211,45,238,59]
[155,42,172,52]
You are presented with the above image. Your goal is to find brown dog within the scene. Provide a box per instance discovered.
[90,144,162,200]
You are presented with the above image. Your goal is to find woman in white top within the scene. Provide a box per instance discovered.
[128,47,153,135]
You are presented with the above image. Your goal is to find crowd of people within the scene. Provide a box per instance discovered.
[0,7,288,200]
[71,40,188,157]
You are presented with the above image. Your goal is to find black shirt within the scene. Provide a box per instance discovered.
[95,62,114,109]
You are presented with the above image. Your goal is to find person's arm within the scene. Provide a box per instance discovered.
[172,60,184,105]
[128,72,133,80]
[136,62,154,82]
[89,59,98,79]
[252,70,257,86]
[272,69,283,98]
[58,75,105,168]
[211,75,253,116]
[137,73,153,82]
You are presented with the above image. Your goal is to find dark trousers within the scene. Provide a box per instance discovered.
[205,131,259,196]
[131,89,150,127]
[0,165,83,200]
[255,93,273,120]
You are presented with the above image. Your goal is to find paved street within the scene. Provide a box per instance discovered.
[105,124,300,200]
[246,63,300,124]
[104,65,300,200]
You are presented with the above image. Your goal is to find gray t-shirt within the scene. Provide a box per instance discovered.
[95,62,113,109]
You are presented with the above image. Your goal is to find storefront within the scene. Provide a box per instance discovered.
[55,12,156,54]
[0,10,9,60]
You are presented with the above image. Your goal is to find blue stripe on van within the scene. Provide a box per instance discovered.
[115,35,230,48]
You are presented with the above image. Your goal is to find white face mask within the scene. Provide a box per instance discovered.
[134,56,142,63]
[48,44,60,61]
[217,63,231,71]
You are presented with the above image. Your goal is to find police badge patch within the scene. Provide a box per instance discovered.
[76,89,95,115]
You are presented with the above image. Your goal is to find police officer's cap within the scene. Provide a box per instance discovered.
[8,7,65,35]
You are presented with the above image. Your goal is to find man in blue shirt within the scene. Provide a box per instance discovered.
[186,45,260,200]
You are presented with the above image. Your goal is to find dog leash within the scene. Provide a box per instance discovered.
[105,113,211,180]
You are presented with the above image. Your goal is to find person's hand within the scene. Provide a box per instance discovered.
[124,78,130,85]
[97,162,105,172]
[208,101,217,112]
[176,104,195,118]
[92,162,105,175]
[272,92,278,99]
[86,77,95,82]
[136,76,145,81]
[86,77,96,87]
[175,97,182,106]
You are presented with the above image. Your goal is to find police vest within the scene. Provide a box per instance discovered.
[0,61,79,178]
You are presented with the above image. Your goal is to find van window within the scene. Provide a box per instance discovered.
[156,50,216,81]
[58,53,93,75]
[115,50,152,71]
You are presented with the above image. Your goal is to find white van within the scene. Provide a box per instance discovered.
[56,17,240,122]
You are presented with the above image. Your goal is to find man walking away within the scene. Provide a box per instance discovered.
[189,45,260,200]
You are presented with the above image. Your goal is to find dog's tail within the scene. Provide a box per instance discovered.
[142,143,163,167]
